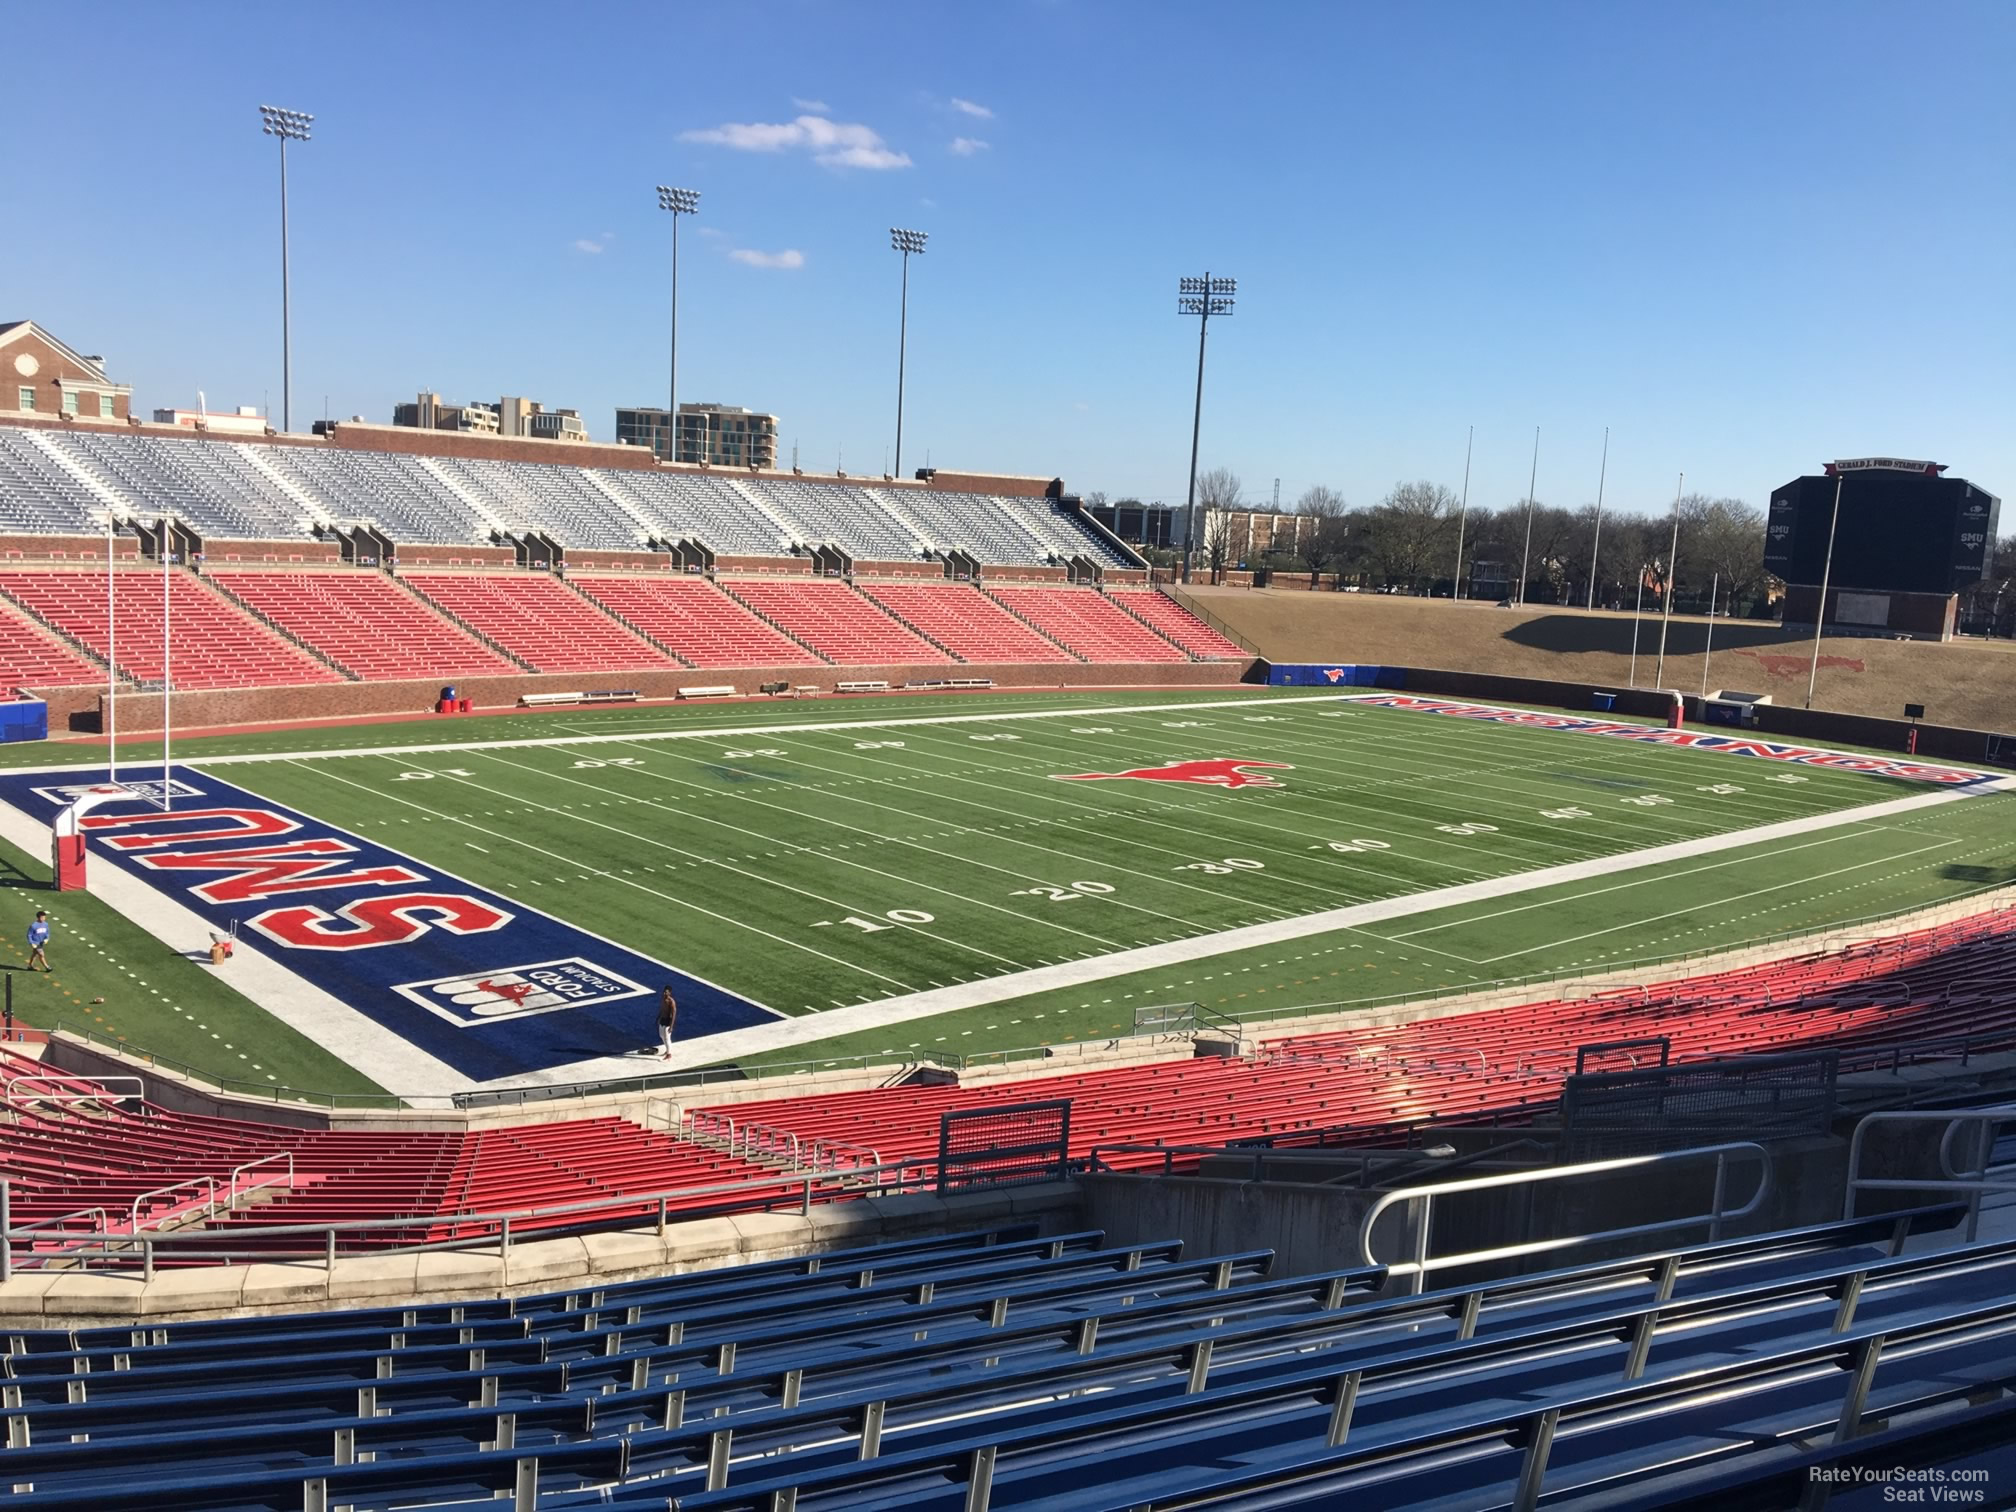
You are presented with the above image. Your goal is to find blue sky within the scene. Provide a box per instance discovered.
[6,1,2011,520]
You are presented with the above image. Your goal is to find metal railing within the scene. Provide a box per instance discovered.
[0,1148,1007,1282]
[1845,1103,2016,1244]
[1358,1141,1773,1294]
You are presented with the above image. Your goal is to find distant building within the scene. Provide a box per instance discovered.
[395,392,584,441]
[153,405,267,436]
[616,403,777,468]
[1086,498,1176,550]
[0,321,132,421]
[1203,509,1318,566]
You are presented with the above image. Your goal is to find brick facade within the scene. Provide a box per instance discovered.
[0,324,131,423]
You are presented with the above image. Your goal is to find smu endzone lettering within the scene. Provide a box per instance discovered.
[81,805,514,951]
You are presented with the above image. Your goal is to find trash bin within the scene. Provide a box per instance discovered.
[459,697,472,714]
[1591,693,1617,713]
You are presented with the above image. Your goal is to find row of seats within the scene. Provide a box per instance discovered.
[987,584,1192,662]
[0,567,1223,688]
[694,907,2016,1166]
[0,1210,2002,1509]
[0,1091,786,1261]
[0,568,343,691]
[209,570,523,681]
[723,579,951,665]
[0,424,1134,568]
[0,596,109,688]
[1108,587,1249,657]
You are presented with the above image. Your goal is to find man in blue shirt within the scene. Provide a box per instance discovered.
[26,910,50,972]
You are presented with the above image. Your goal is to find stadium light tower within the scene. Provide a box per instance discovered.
[890,227,928,478]
[1177,273,1235,584]
[657,186,701,462]
[258,104,312,433]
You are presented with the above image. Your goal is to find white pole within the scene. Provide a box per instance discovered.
[105,516,116,788]
[1700,571,1719,697]
[1517,425,1539,606]
[1452,424,1473,599]
[161,520,172,812]
[1586,426,1609,610]
[1653,473,1684,688]
[1629,569,1645,686]
[1806,469,1846,710]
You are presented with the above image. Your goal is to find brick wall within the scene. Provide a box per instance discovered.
[565,549,671,572]
[36,659,1253,733]
[0,533,141,561]
[391,544,518,569]
[197,538,343,565]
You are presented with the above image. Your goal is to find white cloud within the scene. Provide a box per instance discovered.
[949,136,990,156]
[791,96,831,113]
[950,97,993,119]
[572,237,606,254]
[679,114,911,170]
[729,247,806,269]
[696,225,726,239]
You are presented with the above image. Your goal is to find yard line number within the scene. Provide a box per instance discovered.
[814,908,938,932]
[1176,857,1267,875]
[1012,881,1118,903]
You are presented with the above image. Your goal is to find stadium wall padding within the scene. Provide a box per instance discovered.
[32,658,1254,733]
[1262,660,2007,764]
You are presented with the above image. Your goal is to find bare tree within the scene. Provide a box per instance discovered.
[1203,509,1235,582]
[1196,468,1244,513]
[1293,484,1349,585]
[1362,482,1459,592]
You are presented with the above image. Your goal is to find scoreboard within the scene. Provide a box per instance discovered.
[1765,463,1999,594]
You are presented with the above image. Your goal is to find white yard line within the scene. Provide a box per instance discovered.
[0,801,478,1095]
[521,783,1983,1082]
[145,693,1351,767]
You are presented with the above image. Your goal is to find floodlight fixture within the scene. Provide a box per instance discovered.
[1175,271,1236,583]
[259,104,313,141]
[890,229,929,475]
[656,188,701,458]
[258,104,313,432]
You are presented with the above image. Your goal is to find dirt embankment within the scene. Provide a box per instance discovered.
[1177,587,2016,732]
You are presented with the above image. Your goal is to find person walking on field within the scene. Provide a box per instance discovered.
[656,986,678,1059]
[26,910,50,972]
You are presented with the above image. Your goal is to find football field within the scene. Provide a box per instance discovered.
[0,686,2010,1095]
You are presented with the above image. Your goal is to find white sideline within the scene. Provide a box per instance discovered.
[25,692,1349,770]
[528,783,1984,1083]
[0,802,477,1095]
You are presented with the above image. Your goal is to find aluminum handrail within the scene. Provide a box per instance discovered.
[3,1073,147,1103]
[227,1150,296,1206]
[0,1150,972,1278]
[128,1175,218,1235]
[1357,1141,1773,1295]
[1845,1103,2016,1244]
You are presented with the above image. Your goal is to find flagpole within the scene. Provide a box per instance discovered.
[1653,474,1683,687]
[105,516,117,789]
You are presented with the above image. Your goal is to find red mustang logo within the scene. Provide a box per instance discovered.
[1322,668,1347,683]
[476,977,540,1005]
[1054,758,1292,790]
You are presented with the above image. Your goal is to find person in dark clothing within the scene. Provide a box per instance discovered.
[656,986,678,1058]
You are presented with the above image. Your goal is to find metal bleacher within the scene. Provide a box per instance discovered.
[0,429,107,535]
[54,431,314,540]
[0,427,1141,571]
[2,1206,2006,1509]
[260,446,496,545]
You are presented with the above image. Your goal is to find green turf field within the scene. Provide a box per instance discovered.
[7,686,2013,1091]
